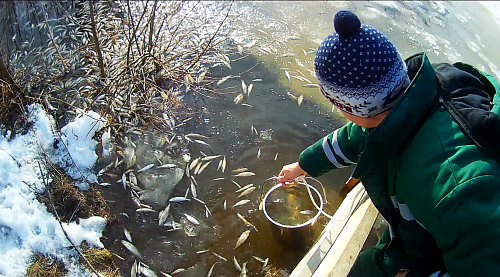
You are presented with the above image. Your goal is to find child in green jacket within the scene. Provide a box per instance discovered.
[278,10,500,277]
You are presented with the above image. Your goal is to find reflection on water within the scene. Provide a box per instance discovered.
[101,1,500,276]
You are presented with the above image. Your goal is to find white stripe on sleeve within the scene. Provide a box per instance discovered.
[332,129,356,164]
[322,136,346,168]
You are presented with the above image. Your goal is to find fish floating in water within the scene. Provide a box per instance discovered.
[138,164,155,172]
[234,256,242,271]
[185,213,200,225]
[237,213,258,232]
[235,230,251,249]
[234,172,256,177]
[169,197,190,203]
[284,70,291,82]
[237,187,256,198]
[233,199,251,208]
[122,240,143,259]
[213,252,227,262]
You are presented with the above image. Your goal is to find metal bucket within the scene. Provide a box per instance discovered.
[262,179,324,250]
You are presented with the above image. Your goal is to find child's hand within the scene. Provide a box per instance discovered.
[277,162,307,185]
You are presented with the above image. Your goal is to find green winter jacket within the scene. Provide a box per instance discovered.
[299,53,500,277]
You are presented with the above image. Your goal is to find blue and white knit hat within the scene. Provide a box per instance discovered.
[315,11,410,118]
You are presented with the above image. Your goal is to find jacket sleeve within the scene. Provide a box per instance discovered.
[425,175,500,277]
[298,121,368,177]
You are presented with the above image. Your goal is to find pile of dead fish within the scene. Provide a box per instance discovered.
[98,128,276,276]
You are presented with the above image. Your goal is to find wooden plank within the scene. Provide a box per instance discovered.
[313,198,378,277]
[290,184,371,277]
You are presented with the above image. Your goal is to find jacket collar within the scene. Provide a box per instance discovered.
[353,53,439,178]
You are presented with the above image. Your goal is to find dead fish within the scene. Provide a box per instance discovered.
[217,159,223,171]
[257,148,261,158]
[234,172,256,177]
[213,252,227,262]
[237,187,256,198]
[240,262,248,277]
[194,140,211,147]
[235,230,251,249]
[157,164,177,169]
[234,93,245,104]
[207,262,218,277]
[284,70,291,82]
[233,200,251,208]
[213,177,225,181]
[253,256,266,263]
[190,181,198,198]
[129,172,138,186]
[217,75,232,86]
[274,152,279,160]
[236,184,254,193]
[252,78,263,82]
[222,156,227,173]
[234,256,242,272]
[158,204,171,226]
[189,158,201,171]
[122,173,127,189]
[224,200,227,210]
[197,161,212,175]
[138,164,155,172]
[193,197,206,205]
[247,83,253,96]
[124,228,132,242]
[196,249,209,254]
[237,213,258,232]
[171,268,186,275]
[121,240,143,259]
[231,180,242,188]
[299,210,315,215]
[194,161,203,175]
[292,75,312,83]
[169,197,190,203]
[160,272,173,277]
[297,95,304,106]
[251,126,258,135]
[241,103,253,108]
[99,182,112,187]
[185,133,209,139]
[302,83,320,88]
[241,80,247,94]
[232,168,248,174]
[204,205,212,217]
[185,213,200,225]
[140,264,158,277]
[263,257,269,268]
[131,260,138,277]
[201,155,223,161]
[136,208,157,213]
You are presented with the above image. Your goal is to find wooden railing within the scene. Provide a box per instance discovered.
[291,184,378,277]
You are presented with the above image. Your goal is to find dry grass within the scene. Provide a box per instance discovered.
[37,166,110,223]
[25,253,67,277]
[80,244,120,277]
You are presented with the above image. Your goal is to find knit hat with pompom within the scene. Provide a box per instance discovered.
[315,10,410,118]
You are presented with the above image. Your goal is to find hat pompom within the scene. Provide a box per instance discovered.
[334,11,361,39]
